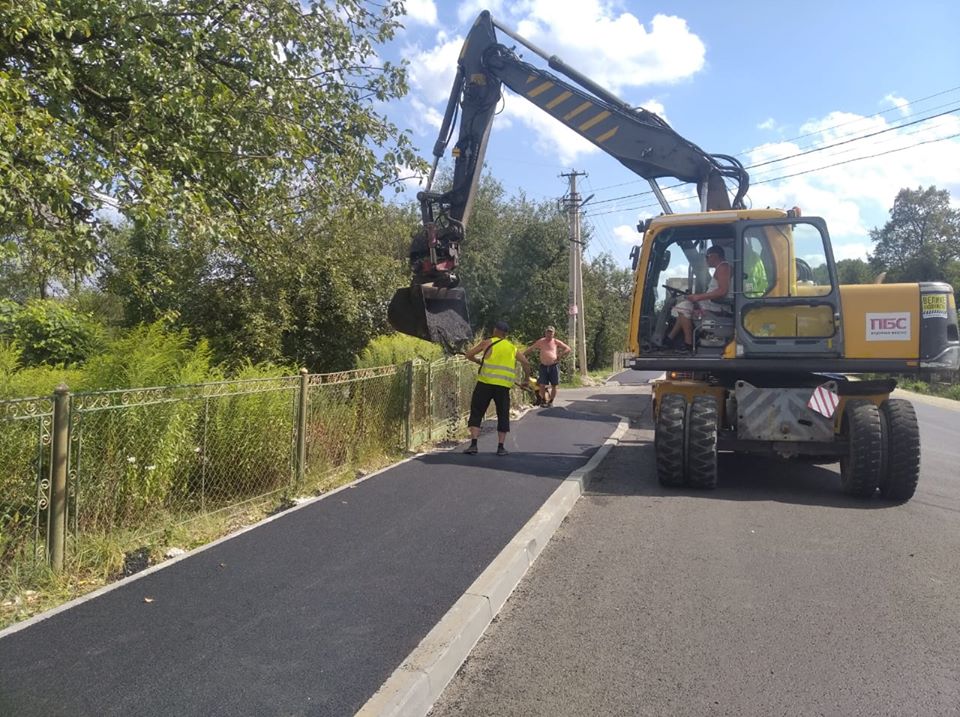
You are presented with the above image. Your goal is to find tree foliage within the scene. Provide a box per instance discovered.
[870,186,960,291]
[1,0,421,266]
[835,258,874,285]
[582,252,633,368]
[101,199,417,371]
[449,174,570,344]
[0,298,102,365]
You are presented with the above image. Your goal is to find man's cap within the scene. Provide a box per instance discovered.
[494,320,510,332]
[705,244,724,257]
[545,325,556,332]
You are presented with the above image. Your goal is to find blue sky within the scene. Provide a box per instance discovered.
[380,0,960,267]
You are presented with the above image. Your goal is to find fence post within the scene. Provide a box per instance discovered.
[48,384,70,572]
[295,368,309,488]
[404,360,414,451]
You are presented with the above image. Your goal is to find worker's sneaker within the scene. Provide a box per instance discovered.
[463,444,478,455]
[496,445,509,456]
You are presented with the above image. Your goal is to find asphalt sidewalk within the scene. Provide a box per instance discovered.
[0,393,628,717]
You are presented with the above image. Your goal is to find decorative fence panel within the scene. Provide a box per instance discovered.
[0,398,54,571]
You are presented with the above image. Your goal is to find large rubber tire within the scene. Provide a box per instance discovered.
[839,400,883,497]
[655,394,687,487]
[878,399,920,502]
[686,395,719,489]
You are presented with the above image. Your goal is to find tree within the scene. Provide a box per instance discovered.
[835,258,874,285]
[870,186,960,278]
[1,0,421,266]
[101,199,417,371]
[582,253,633,369]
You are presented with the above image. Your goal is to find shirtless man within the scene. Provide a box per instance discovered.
[522,326,571,407]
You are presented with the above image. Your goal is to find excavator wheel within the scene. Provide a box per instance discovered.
[878,399,920,502]
[686,395,719,490]
[655,394,687,487]
[839,400,883,497]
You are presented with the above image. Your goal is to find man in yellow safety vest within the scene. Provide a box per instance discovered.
[463,320,532,456]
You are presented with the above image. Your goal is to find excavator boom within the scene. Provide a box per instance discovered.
[388,11,748,348]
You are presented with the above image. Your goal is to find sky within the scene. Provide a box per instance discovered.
[379,0,960,268]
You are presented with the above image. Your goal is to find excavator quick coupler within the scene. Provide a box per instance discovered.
[388,284,473,353]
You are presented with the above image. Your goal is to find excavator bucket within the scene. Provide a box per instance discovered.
[388,285,473,353]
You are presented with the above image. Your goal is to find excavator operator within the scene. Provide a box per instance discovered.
[664,245,733,351]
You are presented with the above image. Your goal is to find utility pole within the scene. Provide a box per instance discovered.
[561,170,589,377]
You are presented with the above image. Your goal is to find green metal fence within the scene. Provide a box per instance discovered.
[0,397,54,571]
[0,356,516,581]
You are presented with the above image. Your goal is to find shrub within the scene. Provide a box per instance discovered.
[80,322,216,390]
[0,299,103,366]
[355,333,442,368]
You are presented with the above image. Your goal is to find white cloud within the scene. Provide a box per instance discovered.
[612,223,641,246]
[509,0,705,93]
[394,163,427,192]
[745,108,960,245]
[404,33,463,104]
[404,1,703,162]
[498,88,597,165]
[457,0,507,25]
[402,0,437,26]
[831,241,873,262]
[884,93,910,117]
[408,98,445,135]
[758,117,778,131]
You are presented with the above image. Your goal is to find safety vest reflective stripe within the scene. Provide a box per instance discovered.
[478,341,517,387]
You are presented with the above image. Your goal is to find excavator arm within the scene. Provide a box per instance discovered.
[388,11,749,349]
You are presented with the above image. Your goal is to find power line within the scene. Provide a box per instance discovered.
[586,111,960,215]
[751,131,960,185]
[588,105,959,209]
[580,85,960,199]
[586,129,960,218]
[745,106,960,171]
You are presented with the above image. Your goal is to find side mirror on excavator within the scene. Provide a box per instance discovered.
[388,284,473,353]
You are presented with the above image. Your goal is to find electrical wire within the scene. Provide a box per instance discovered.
[586,118,960,217]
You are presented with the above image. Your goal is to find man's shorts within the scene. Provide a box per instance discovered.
[537,363,560,386]
[468,381,511,433]
[671,299,723,319]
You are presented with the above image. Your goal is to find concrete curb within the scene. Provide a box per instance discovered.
[356,416,630,717]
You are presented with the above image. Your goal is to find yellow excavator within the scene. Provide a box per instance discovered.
[388,11,960,501]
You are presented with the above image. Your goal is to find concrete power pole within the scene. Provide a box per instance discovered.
[574,194,588,376]
[561,170,588,377]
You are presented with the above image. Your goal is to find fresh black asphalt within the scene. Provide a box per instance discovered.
[0,405,619,717]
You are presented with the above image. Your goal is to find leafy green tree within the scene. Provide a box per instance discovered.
[0,298,103,365]
[101,199,417,371]
[582,252,633,369]
[0,225,98,300]
[439,172,569,343]
[835,258,874,285]
[1,0,421,266]
[870,187,960,278]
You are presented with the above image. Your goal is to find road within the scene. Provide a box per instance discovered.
[430,376,960,717]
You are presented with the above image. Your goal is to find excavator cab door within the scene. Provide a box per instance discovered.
[734,217,844,357]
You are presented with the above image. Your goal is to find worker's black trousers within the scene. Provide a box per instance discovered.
[467,381,511,433]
